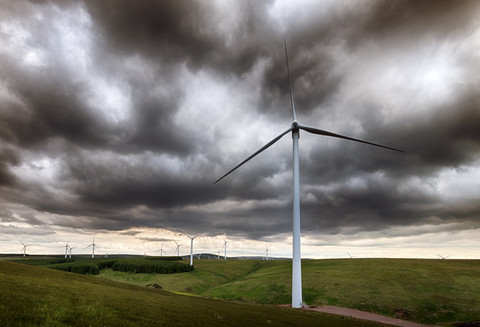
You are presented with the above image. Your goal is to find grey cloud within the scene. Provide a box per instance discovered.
[0,0,479,243]
[138,237,172,243]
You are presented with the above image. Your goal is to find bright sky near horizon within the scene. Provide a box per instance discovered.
[1,0,479,259]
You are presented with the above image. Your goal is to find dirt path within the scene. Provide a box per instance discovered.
[280,305,440,327]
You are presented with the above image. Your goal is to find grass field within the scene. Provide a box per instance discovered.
[96,258,480,325]
[0,261,387,327]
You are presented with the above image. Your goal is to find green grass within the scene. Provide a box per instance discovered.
[0,261,386,327]
[96,258,480,325]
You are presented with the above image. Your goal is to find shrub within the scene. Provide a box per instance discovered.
[48,262,100,275]
[112,258,194,274]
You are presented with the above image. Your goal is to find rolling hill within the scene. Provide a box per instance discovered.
[0,260,387,327]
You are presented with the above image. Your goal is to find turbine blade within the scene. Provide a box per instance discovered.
[298,124,405,153]
[178,229,191,239]
[284,39,297,121]
[214,127,292,184]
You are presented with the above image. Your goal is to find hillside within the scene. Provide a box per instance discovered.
[0,261,386,327]
[97,258,480,325]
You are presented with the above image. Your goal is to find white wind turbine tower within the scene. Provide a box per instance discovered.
[214,40,404,308]
[179,230,198,266]
[264,244,269,261]
[68,246,74,258]
[85,235,96,259]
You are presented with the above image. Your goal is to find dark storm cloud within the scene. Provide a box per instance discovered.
[0,63,108,149]
[84,0,277,74]
[0,0,479,243]
[0,147,18,186]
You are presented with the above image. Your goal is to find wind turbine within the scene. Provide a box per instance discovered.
[214,40,404,308]
[156,243,166,256]
[85,235,96,258]
[63,242,70,258]
[437,253,450,260]
[222,236,227,260]
[347,251,353,258]
[68,246,74,258]
[179,230,198,266]
[20,241,31,257]
[173,240,182,257]
[264,244,270,261]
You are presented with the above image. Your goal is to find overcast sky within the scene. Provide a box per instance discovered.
[1,0,479,259]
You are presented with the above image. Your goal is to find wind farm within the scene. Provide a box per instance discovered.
[1,1,480,326]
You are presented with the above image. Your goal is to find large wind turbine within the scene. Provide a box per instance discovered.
[214,40,404,308]
[179,230,197,266]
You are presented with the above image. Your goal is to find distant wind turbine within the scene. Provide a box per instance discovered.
[437,253,450,260]
[174,240,182,257]
[222,236,227,260]
[214,40,404,308]
[156,243,166,257]
[20,241,31,257]
[347,251,353,258]
[63,242,70,258]
[68,246,74,258]
[179,230,198,267]
[85,235,96,259]
[264,244,270,261]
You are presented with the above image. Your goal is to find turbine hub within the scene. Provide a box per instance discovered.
[292,120,299,129]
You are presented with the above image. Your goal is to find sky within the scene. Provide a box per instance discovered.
[1,0,479,259]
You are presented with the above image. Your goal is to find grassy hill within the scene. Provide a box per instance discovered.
[97,258,480,325]
[0,261,387,327]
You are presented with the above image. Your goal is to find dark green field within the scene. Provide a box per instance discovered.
[96,258,480,325]
[0,260,386,327]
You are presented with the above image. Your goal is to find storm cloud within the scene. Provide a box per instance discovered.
[0,0,479,257]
